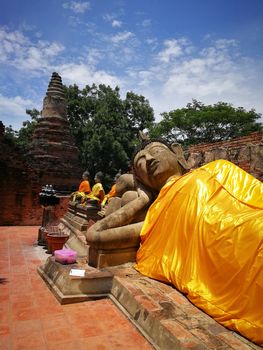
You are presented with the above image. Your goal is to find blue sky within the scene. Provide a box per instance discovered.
[1,0,263,131]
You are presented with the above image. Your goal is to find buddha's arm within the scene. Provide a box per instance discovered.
[85,188,151,248]
[86,222,144,249]
[90,193,149,230]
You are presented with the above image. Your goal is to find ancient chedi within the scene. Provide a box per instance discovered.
[28,72,81,191]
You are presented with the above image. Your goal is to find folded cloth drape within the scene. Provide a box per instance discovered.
[135,160,263,345]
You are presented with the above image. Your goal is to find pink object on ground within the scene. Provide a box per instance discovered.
[54,248,77,264]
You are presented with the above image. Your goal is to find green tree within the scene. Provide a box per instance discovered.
[149,100,262,145]
[3,125,17,142]
[2,109,39,151]
[8,83,154,187]
[16,109,40,152]
[124,91,154,132]
[64,84,154,187]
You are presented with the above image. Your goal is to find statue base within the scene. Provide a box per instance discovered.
[58,203,101,256]
[37,256,113,304]
[38,259,258,350]
[88,245,138,268]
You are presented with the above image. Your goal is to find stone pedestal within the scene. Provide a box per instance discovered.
[58,202,102,257]
[88,246,138,268]
[37,257,113,304]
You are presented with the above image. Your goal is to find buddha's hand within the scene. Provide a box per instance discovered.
[137,183,154,204]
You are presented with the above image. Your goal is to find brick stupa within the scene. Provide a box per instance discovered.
[28,72,81,192]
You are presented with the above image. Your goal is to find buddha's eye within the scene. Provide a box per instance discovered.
[136,159,144,169]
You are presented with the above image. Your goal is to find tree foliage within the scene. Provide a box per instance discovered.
[2,109,39,152]
[12,84,154,187]
[16,109,40,152]
[2,125,17,143]
[12,88,263,188]
[64,84,154,186]
[149,100,262,145]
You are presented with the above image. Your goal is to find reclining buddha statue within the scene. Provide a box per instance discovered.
[85,138,189,267]
[86,135,263,345]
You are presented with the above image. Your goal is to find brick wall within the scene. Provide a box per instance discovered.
[186,131,263,181]
[0,130,77,226]
[0,130,262,226]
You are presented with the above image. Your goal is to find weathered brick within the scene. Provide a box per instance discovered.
[218,332,261,350]
[186,131,263,181]
[168,290,190,306]
[134,294,161,312]
[191,327,227,349]
[161,319,205,349]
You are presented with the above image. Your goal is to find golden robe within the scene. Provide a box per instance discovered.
[78,180,91,194]
[86,182,105,204]
[101,184,117,207]
[135,160,263,345]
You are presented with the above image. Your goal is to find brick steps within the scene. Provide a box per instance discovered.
[108,264,262,350]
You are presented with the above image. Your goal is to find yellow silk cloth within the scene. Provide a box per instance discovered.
[108,184,117,197]
[135,160,263,345]
[86,183,105,203]
[101,184,117,207]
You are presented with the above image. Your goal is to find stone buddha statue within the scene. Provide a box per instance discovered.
[87,135,263,345]
[85,138,189,267]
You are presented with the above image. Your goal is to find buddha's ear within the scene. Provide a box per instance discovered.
[170,143,190,171]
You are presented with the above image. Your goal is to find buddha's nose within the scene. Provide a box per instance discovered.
[145,153,155,162]
[145,154,155,167]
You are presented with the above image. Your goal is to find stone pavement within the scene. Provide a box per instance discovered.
[0,226,153,350]
[0,226,262,350]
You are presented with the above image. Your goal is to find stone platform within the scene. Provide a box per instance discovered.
[38,259,261,350]
[38,257,113,304]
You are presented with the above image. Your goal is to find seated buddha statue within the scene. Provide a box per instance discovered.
[71,171,105,208]
[84,171,105,207]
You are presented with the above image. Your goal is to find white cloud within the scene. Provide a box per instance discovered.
[214,39,238,50]
[103,14,115,22]
[0,28,27,45]
[125,38,263,122]
[112,20,122,28]
[59,63,120,87]
[0,27,64,73]
[83,48,102,65]
[111,31,134,44]
[157,39,184,63]
[40,42,64,57]
[1,23,262,131]
[0,94,36,130]
[142,19,151,27]
[63,1,90,14]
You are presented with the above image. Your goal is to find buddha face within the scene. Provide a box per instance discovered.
[134,142,186,191]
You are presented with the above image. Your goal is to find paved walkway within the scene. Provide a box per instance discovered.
[0,226,153,350]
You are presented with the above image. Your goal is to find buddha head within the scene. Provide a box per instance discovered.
[94,171,104,183]
[133,139,189,192]
[82,171,90,180]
